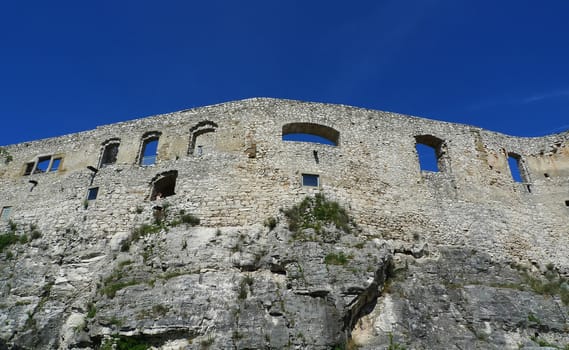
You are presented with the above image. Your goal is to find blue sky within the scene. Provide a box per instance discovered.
[1,0,569,146]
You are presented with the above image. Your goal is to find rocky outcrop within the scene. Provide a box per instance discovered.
[1,96,569,349]
[2,196,569,349]
[0,196,395,349]
[353,246,569,350]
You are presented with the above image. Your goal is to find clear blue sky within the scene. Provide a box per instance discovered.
[1,1,568,146]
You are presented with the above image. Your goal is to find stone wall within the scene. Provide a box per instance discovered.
[1,98,568,267]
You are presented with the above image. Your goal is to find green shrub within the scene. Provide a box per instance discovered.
[30,229,41,240]
[101,266,141,298]
[324,252,352,265]
[86,303,96,318]
[151,304,169,316]
[283,193,352,235]
[180,214,200,226]
[102,280,139,299]
[264,216,277,231]
[118,260,133,269]
[0,233,20,252]
[200,334,215,348]
[388,333,407,350]
[101,335,149,350]
[237,277,251,300]
[120,223,162,252]
[522,270,569,305]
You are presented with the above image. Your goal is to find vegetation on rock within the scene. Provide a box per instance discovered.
[283,193,352,235]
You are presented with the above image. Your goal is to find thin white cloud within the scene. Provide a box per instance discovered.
[521,89,569,104]
[469,88,569,111]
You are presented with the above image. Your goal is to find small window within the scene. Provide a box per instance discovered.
[23,155,64,176]
[189,121,218,155]
[415,143,439,172]
[565,200,569,207]
[35,156,51,173]
[1,206,12,221]
[87,187,99,201]
[302,174,319,187]
[50,158,61,172]
[100,140,120,167]
[150,171,178,201]
[140,132,161,166]
[507,153,529,183]
[415,135,448,172]
[23,162,34,176]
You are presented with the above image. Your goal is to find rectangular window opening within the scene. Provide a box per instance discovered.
[35,156,51,173]
[23,162,34,176]
[302,174,319,187]
[1,206,12,221]
[87,187,99,201]
[50,158,61,172]
[141,139,159,166]
[508,156,523,182]
[416,143,439,172]
[565,200,569,207]
[101,143,119,167]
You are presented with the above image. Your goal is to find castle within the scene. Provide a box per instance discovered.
[2,98,569,349]
[1,98,568,265]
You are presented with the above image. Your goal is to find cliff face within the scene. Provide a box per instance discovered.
[1,98,569,349]
[2,198,569,350]
[1,195,394,349]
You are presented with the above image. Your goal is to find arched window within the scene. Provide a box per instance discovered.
[188,121,218,156]
[99,138,120,167]
[150,170,178,201]
[282,123,339,146]
[415,135,448,172]
[139,132,161,166]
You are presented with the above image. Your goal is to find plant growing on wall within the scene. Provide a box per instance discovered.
[0,148,13,164]
[283,193,353,235]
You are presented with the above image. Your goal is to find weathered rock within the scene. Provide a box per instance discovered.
[1,98,569,349]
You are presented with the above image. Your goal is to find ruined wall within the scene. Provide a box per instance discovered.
[1,98,568,267]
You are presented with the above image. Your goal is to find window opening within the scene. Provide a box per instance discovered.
[150,171,178,201]
[23,162,34,176]
[189,121,218,155]
[507,153,529,183]
[23,155,64,175]
[415,135,447,172]
[415,144,438,172]
[50,158,61,172]
[282,123,339,146]
[35,156,51,173]
[565,200,569,207]
[87,187,99,201]
[100,140,120,167]
[1,206,12,221]
[302,174,319,187]
[140,133,160,166]
[544,173,550,178]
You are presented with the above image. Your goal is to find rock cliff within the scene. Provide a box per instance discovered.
[1,98,569,349]
[1,194,569,349]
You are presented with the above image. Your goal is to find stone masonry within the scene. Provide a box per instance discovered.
[1,98,569,349]
[1,98,568,266]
